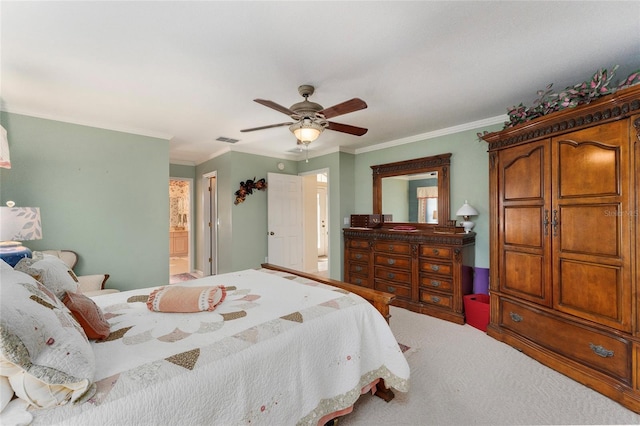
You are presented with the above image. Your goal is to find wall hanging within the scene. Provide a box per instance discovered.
[234,177,267,205]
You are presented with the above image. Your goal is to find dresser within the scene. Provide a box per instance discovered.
[482,84,640,413]
[343,227,475,324]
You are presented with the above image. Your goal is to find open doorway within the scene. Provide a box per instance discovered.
[169,178,192,278]
[301,170,329,277]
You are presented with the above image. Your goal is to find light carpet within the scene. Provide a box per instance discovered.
[339,306,640,425]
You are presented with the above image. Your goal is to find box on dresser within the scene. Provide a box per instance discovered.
[350,214,392,228]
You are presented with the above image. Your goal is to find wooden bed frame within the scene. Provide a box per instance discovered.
[261,263,398,402]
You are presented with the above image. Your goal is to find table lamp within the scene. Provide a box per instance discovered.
[456,200,478,234]
[0,201,42,267]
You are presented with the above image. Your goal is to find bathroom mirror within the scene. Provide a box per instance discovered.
[372,153,451,226]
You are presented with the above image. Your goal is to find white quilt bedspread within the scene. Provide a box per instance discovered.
[29,268,410,425]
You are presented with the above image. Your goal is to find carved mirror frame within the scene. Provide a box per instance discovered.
[372,153,451,228]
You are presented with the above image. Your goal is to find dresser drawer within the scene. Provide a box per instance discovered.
[373,241,412,255]
[348,249,370,263]
[419,290,453,309]
[419,275,453,293]
[500,299,631,383]
[348,262,369,277]
[375,266,411,285]
[419,260,452,276]
[419,245,452,260]
[374,253,411,270]
[375,279,411,299]
[346,274,372,288]
[348,239,370,250]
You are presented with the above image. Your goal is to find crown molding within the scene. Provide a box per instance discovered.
[354,115,507,154]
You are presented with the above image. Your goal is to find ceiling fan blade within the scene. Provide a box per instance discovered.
[327,121,368,136]
[319,98,367,119]
[254,99,296,116]
[240,122,293,132]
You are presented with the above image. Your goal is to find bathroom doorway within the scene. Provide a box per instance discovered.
[169,178,192,278]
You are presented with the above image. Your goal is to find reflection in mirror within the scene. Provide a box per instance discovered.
[372,153,451,227]
[381,172,438,223]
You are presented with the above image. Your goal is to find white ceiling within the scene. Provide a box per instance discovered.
[2,1,639,165]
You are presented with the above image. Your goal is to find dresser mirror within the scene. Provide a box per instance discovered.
[372,153,451,227]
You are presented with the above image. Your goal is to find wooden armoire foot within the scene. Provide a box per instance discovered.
[482,84,640,413]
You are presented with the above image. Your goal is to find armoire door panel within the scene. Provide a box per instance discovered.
[503,145,546,201]
[559,204,621,257]
[556,140,620,199]
[504,206,543,248]
[502,250,549,304]
[557,259,625,329]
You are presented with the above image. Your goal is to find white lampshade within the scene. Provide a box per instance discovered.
[0,203,42,266]
[0,205,42,242]
[456,200,478,233]
[290,119,323,144]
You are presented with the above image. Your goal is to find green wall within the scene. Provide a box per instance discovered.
[2,110,501,290]
[0,112,170,291]
[195,151,299,274]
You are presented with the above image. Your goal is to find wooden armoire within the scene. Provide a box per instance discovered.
[482,84,639,413]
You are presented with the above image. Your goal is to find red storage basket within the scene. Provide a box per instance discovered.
[464,294,490,332]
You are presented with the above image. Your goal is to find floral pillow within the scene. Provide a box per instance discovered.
[0,267,95,409]
[14,253,79,299]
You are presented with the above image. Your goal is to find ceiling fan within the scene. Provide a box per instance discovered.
[240,85,368,145]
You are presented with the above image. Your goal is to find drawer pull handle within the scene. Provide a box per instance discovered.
[431,265,440,272]
[355,254,362,259]
[509,312,523,322]
[431,280,441,287]
[387,273,395,279]
[431,296,441,303]
[355,266,362,272]
[433,249,439,255]
[589,343,614,358]
[387,286,396,293]
[389,245,394,251]
[354,278,362,285]
[387,259,395,265]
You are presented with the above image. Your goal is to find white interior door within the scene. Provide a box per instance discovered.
[267,172,303,270]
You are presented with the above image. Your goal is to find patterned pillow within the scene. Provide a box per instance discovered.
[14,253,80,299]
[0,268,95,409]
[147,285,227,312]
[62,291,111,340]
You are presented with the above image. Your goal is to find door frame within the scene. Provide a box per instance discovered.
[201,171,218,276]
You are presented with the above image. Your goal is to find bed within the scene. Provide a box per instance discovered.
[0,259,410,425]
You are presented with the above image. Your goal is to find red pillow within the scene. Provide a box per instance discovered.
[62,291,110,340]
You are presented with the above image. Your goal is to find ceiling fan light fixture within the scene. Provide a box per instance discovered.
[290,118,323,144]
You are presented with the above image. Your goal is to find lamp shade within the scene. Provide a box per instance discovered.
[456,200,478,217]
[0,206,42,242]
[290,119,323,143]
